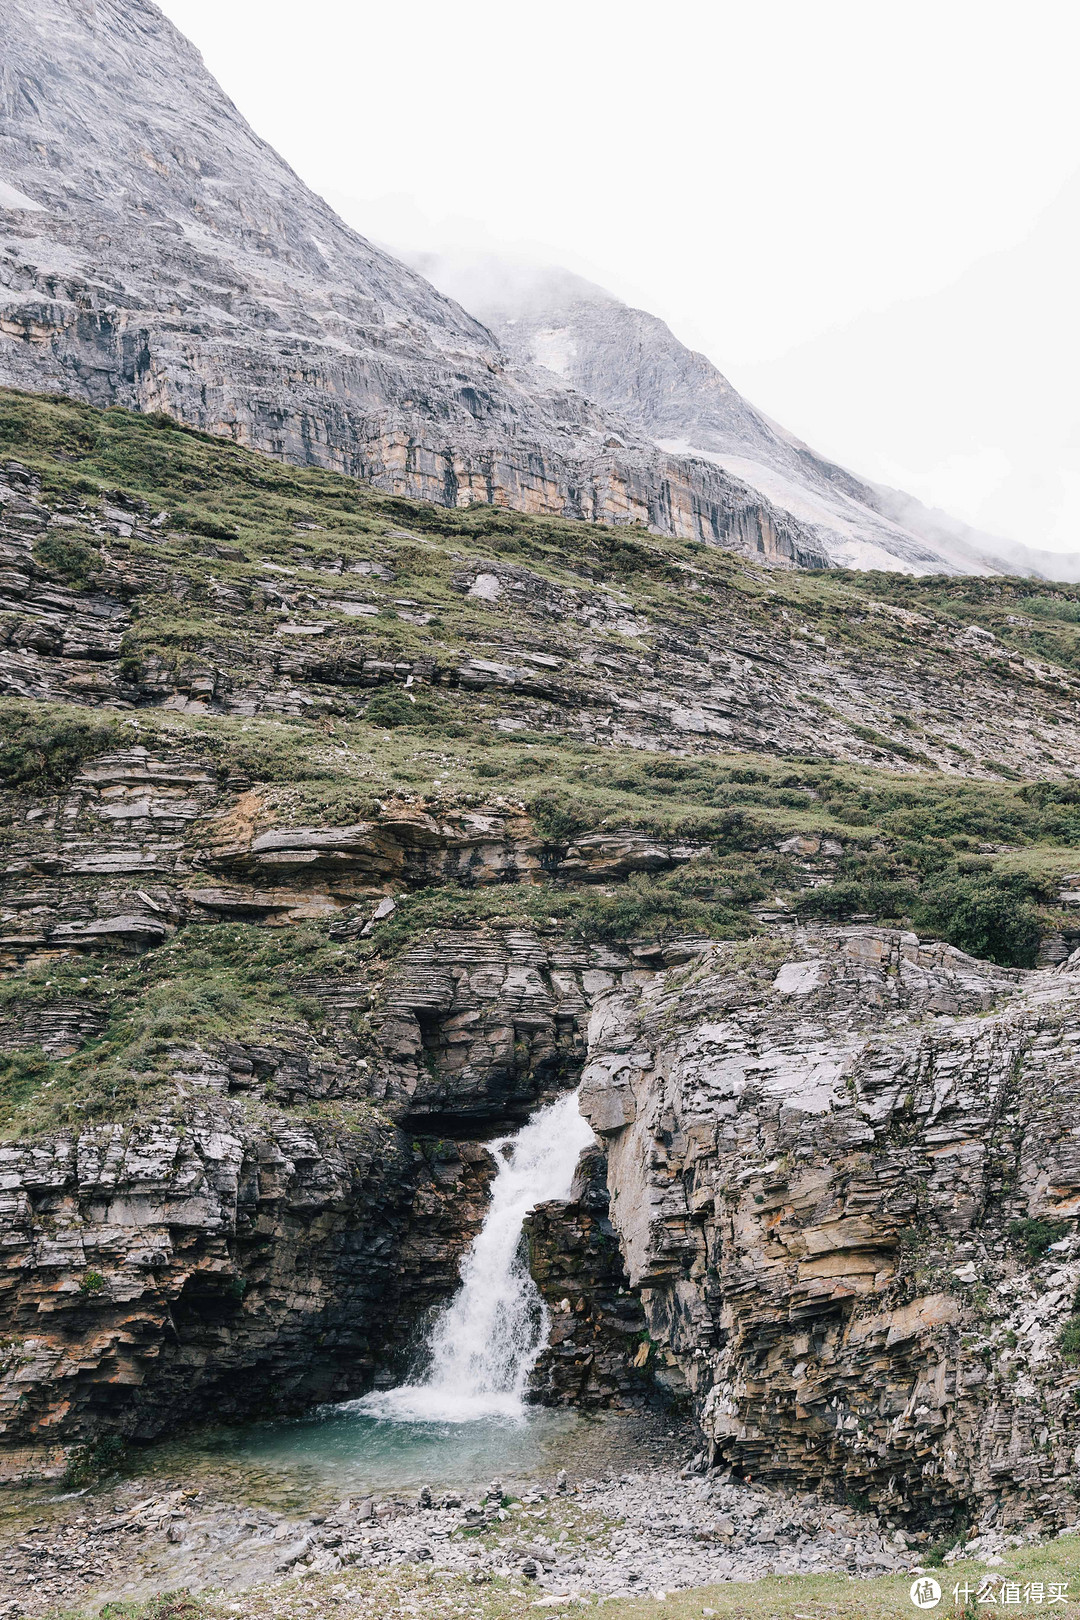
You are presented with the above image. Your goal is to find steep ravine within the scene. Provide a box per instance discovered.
[0,902,636,1480]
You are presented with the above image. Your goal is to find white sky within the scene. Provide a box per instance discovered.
[157,0,1080,552]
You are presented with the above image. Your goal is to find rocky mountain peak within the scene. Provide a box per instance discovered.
[408,249,1055,578]
[0,0,838,570]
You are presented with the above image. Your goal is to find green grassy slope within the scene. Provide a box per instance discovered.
[5,388,1080,1135]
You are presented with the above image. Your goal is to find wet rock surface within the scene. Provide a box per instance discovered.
[526,1146,652,1408]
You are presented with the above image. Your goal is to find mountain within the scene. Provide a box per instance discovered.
[0,0,1047,580]
[0,0,834,570]
[407,252,1043,577]
[2,389,1080,1531]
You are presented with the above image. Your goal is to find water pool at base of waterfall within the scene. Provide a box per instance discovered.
[183,1087,601,1507]
[71,1094,682,1516]
[238,1404,582,1492]
[119,1406,689,1516]
[148,1404,585,1500]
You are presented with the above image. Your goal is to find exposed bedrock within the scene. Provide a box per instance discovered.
[0,926,656,1481]
[0,1,827,567]
[0,725,711,961]
[525,1144,652,1410]
[6,461,1080,778]
[0,1103,430,1482]
[579,927,1080,1526]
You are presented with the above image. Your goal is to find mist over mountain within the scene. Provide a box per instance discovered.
[406,250,1071,579]
[736,171,1080,565]
[0,0,1062,578]
[0,0,843,572]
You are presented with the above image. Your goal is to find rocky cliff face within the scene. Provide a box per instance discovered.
[2,389,1080,1516]
[525,1144,651,1408]
[579,928,1080,1527]
[411,254,1032,578]
[0,892,651,1480]
[0,0,834,568]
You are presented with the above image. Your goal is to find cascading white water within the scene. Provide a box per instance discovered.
[356,1091,594,1424]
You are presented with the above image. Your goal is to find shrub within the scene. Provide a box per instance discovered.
[923,1535,962,1568]
[0,1050,53,1130]
[914,874,1043,967]
[527,789,593,842]
[80,1270,106,1294]
[798,877,917,921]
[1016,595,1080,625]
[565,871,748,943]
[172,507,239,541]
[63,1433,126,1488]
[32,530,100,588]
[0,703,123,791]
[364,689,416,729]
[361,688,464,735]
[1008,1218,1070,1261]
[1060,1317,1080,1365]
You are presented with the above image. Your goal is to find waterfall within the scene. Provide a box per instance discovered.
[356,1091,594,1424]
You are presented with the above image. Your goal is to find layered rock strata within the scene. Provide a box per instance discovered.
[579,927,1080,1525]
[5,460,1080,776]
[0,1,828,565]
[526,1144,651,1408]
[0,728,709,966]
[0,919,652,1479]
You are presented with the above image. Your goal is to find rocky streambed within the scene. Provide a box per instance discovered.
[0,1439,987,1616]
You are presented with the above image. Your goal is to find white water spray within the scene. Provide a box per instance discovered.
[356,1091,594,1424]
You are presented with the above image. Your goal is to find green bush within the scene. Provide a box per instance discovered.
[1017,596,1080,625]
[0,1050,53,1130]
[567,870,748,942]
[0,702,123,791]
[1060,1317,1080,1365]
[361,688,468,736]
[527,789,593,842]
[798,877,917,921]
[63,1433,126,1488]
[171,507,239,541]
[914,874,1043,966]
[80,1270,106,1294]
[1008,1218,1070,1261]
[364,689,415,729]
[923,1535,962,1568]
[32,530,100,587]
